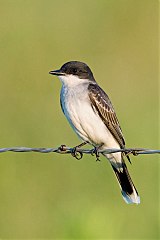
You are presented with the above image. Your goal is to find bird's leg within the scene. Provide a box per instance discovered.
[71,142,88,160]
[91,143,104,161]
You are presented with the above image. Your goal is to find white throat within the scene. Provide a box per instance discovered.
[58,74,89,87]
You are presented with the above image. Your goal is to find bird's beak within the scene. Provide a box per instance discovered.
[49,69,65,76]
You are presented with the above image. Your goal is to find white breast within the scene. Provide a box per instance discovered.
[60,80,119,149]
[58,74,122,165]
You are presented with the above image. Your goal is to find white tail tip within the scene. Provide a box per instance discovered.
[122,191,140,204]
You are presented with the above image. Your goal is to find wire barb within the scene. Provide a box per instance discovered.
[0,146,159,157]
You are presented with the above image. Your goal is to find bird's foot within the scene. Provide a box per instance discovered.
[91,144,104,161]
[71,142,87,160]
[71,147,83,160]
[91,146,101,161]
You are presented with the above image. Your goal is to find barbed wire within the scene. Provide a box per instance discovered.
[0,145,159,160]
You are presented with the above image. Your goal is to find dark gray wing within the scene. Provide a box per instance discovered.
[88,83,125,149]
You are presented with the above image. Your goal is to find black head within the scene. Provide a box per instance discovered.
[49,61,95,81]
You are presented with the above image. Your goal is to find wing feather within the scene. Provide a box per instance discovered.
[88,83,125,148]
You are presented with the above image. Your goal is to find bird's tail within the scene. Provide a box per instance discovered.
[111,161,140,204]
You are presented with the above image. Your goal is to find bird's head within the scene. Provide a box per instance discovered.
[49,61,95,85]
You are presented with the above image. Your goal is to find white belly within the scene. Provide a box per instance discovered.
[60,82,122,166]
[61,85,120,150]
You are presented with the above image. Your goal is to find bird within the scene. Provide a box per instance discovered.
[49,61,140,204]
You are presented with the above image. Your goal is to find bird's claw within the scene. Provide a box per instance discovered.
[71,147,83,160]
[91,147,101,161]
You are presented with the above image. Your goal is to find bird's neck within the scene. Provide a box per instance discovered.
[58,75,89,88]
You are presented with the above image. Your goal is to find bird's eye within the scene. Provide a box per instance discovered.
[73,68,77,74]
[61,67,66,72]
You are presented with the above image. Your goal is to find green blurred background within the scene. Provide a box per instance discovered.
[0,0,158,238]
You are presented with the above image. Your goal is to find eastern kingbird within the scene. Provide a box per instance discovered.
[49,61,140,204]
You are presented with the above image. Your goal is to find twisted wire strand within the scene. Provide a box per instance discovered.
[0,146,159,156]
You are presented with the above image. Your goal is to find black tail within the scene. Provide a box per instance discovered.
[112,162,140,204]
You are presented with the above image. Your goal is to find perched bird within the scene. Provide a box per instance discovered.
[49,61,140,204]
